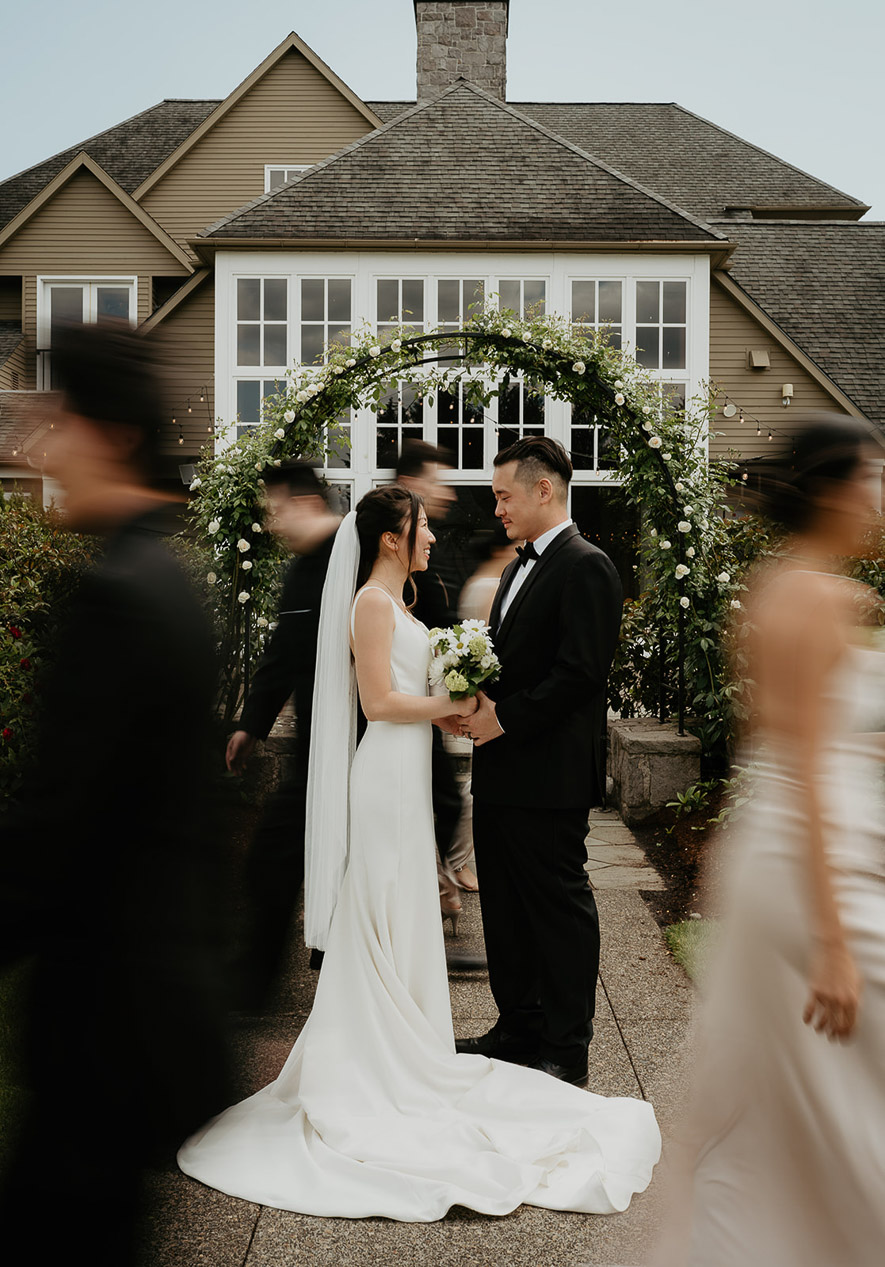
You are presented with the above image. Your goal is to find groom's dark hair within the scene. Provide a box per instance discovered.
[494,436,572,501]
[262,459,328,502]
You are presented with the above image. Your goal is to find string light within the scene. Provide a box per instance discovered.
[721,393,795,445]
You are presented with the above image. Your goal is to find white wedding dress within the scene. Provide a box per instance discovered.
[178,588,660,1221]
[657,639,885,1265]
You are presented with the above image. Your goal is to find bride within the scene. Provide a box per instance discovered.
[178,484,660,1221]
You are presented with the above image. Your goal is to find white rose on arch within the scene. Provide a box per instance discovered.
[208,519,221,535]
[614,393,625,406]
[677,521,692,533]
[391,339,402,352]
[572,360,586,375]
[257,616,269,628]
[206,572,217,585]
[238,591,250,605]
[237,538,251,553]
[274,428,285,440]
[501,327,512,338]
[283,410,295,424]
[675,563,690,579]
[716,571,731,584]
[251,522,262,533]
[662,453,672,461]
[241,560,253,571]
[369,346,381,358]
[686,545,696,558]
[614,379,624,389]
[680,596,690,609]
[648,436,663,449]
[660,539,672,550]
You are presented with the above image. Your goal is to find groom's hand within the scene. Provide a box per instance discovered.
[462,693,503,747]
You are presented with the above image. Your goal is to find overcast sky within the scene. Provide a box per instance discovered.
[2,0,882,218]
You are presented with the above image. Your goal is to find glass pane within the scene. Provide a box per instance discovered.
[662,382,687,414]
[498,378,519,428]
[463,429,484,469]
[301,278,325,322]
[635,326,660,369]
[570,427,595,471]
[438,387,458,423]
[268,170,285,192]
[328,279,351,321]
[570,486,638,599]
[524,384,545,428]
[464,396,483,426]
[604,329,623,351]
[376,324,397,345]
[438,279,460,324]
[572,280,595,324]
[662,326,686,369]
[402,382,422,427]
[300,324,324,365]
[523,279,546,315]
[377,279,399,323]
[465,280,484,314]
[636,280,660,325]
[499,280,520,314]
[237,278,260,321]
[263,278,287,322]
[327,324,350,350]
[237,324,260,366]
[50,286,84,335]
[597,427,620,470]
[598,280,622,324]
[376,428,398,468]
[328,482,352,513]
[96,287,130,322]
[236,380,261,423]
[264,324,287,367]
[662,281,687,325]
[376,391,398,427]
[402,279,424,323]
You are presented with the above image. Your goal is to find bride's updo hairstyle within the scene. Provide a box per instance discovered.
[355,484,424,603]
[754,413,876,534]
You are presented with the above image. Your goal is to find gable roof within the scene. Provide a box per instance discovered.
[199,81,725,248]
[368,100,869,222]
[716,220,885,426]
[0,99,219,233]
[132,32,383,200]
[0,390,56,465]
[0,153,194,269]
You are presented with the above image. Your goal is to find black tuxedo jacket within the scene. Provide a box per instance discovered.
[238,530,336,762]
[471,524,622,810]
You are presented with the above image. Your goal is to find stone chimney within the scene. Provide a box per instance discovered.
[415,1,510,103]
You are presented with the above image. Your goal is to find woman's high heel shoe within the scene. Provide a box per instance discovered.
[441,895,462,936]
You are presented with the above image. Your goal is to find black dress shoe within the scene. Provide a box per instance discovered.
[530,1056,588,1086]
[455,1027,538,1065]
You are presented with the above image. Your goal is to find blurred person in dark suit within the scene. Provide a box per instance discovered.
[0,323,230,1266]
[225,462,340,1001]
[395,442,467,928]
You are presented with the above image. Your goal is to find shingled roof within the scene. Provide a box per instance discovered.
[719,220,885,426]
[368,100,869,222]
[0,322,23,368]
[201,82,723,245]
[0,99,220,231]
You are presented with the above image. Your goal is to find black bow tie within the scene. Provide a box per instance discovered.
[516,541,540,568]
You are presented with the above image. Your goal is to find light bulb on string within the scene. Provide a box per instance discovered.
[187,398,192,414]
[768,430,773,442]
[756,422,761,436]
[739,411,744,425]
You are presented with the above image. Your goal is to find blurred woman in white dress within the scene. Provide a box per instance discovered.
[657,416,885,1266]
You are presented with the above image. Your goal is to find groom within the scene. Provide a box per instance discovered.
[455,437,622,1085]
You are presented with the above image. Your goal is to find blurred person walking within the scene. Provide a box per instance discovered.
[0,323,229,1266]
[656,416,885,1267]
[225,462,340,1003]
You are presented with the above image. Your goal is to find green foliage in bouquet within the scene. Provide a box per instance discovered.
[428,620,501,700]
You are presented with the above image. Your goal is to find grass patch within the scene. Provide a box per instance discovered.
[664,919,717,983]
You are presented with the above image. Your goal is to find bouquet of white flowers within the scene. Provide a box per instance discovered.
[427,619,502,700]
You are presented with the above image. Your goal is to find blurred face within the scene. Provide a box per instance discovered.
[43,401,142,526]
[403,463,456,521]
[263,489,326,552]
[824,459,880,553]
[492,461,547,542]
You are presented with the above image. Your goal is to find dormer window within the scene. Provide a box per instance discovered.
[264,165,309,193]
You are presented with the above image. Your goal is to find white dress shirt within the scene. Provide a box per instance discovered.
[498,518,572,622]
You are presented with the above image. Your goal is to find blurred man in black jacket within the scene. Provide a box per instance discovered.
[0,324,230,1266]
[226,462,340,1001]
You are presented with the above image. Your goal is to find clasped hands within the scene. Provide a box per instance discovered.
[438,691,503,746]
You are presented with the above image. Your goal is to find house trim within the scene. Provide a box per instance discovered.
[712,269,874,427]
[131,33,384,201]
[0,153,194,270]
[140,267,212,332]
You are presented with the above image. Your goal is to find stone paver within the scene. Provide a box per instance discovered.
[138,810,691,1267]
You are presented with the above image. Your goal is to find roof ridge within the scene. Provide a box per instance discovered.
[0,98,187,192]
[671,102,867,209]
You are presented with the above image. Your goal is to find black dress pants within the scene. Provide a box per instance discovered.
[471,799,599,1066]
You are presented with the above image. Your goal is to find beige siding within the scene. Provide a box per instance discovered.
[0,168,188,389]
[0,338,27,390]
[152,278,216,458]
[709,280,847,460]
[141,49,374,252]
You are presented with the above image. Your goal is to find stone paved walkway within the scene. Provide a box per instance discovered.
[137,811,691,1267]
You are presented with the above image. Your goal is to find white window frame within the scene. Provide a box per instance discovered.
[264,165,310,194]
[215,250,711,493]
[36,275,137,390]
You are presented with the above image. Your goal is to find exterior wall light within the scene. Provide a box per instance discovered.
[781,383,794,406]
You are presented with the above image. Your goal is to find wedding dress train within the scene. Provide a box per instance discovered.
[178,590,660,1221]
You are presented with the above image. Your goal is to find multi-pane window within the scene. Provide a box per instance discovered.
[326,409,352,469]
[377,278,425,342]
[498,278,546,318]
[376,382,424,469]
[39,278,135,388]
[265,165,309,193]
[571,279,623,348]
[635,280,687,370]
[570,408,620,472]
[300,278,351,364]
[236,379,283,439]
[496,375,545,453]
[236,278,287,367]
[437,379,484,470]
[437,277,485,358]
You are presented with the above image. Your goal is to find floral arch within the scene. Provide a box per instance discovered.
[189,307,743,752]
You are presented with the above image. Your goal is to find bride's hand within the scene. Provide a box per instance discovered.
[803,940,861,1040]
[452,694,479,718]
